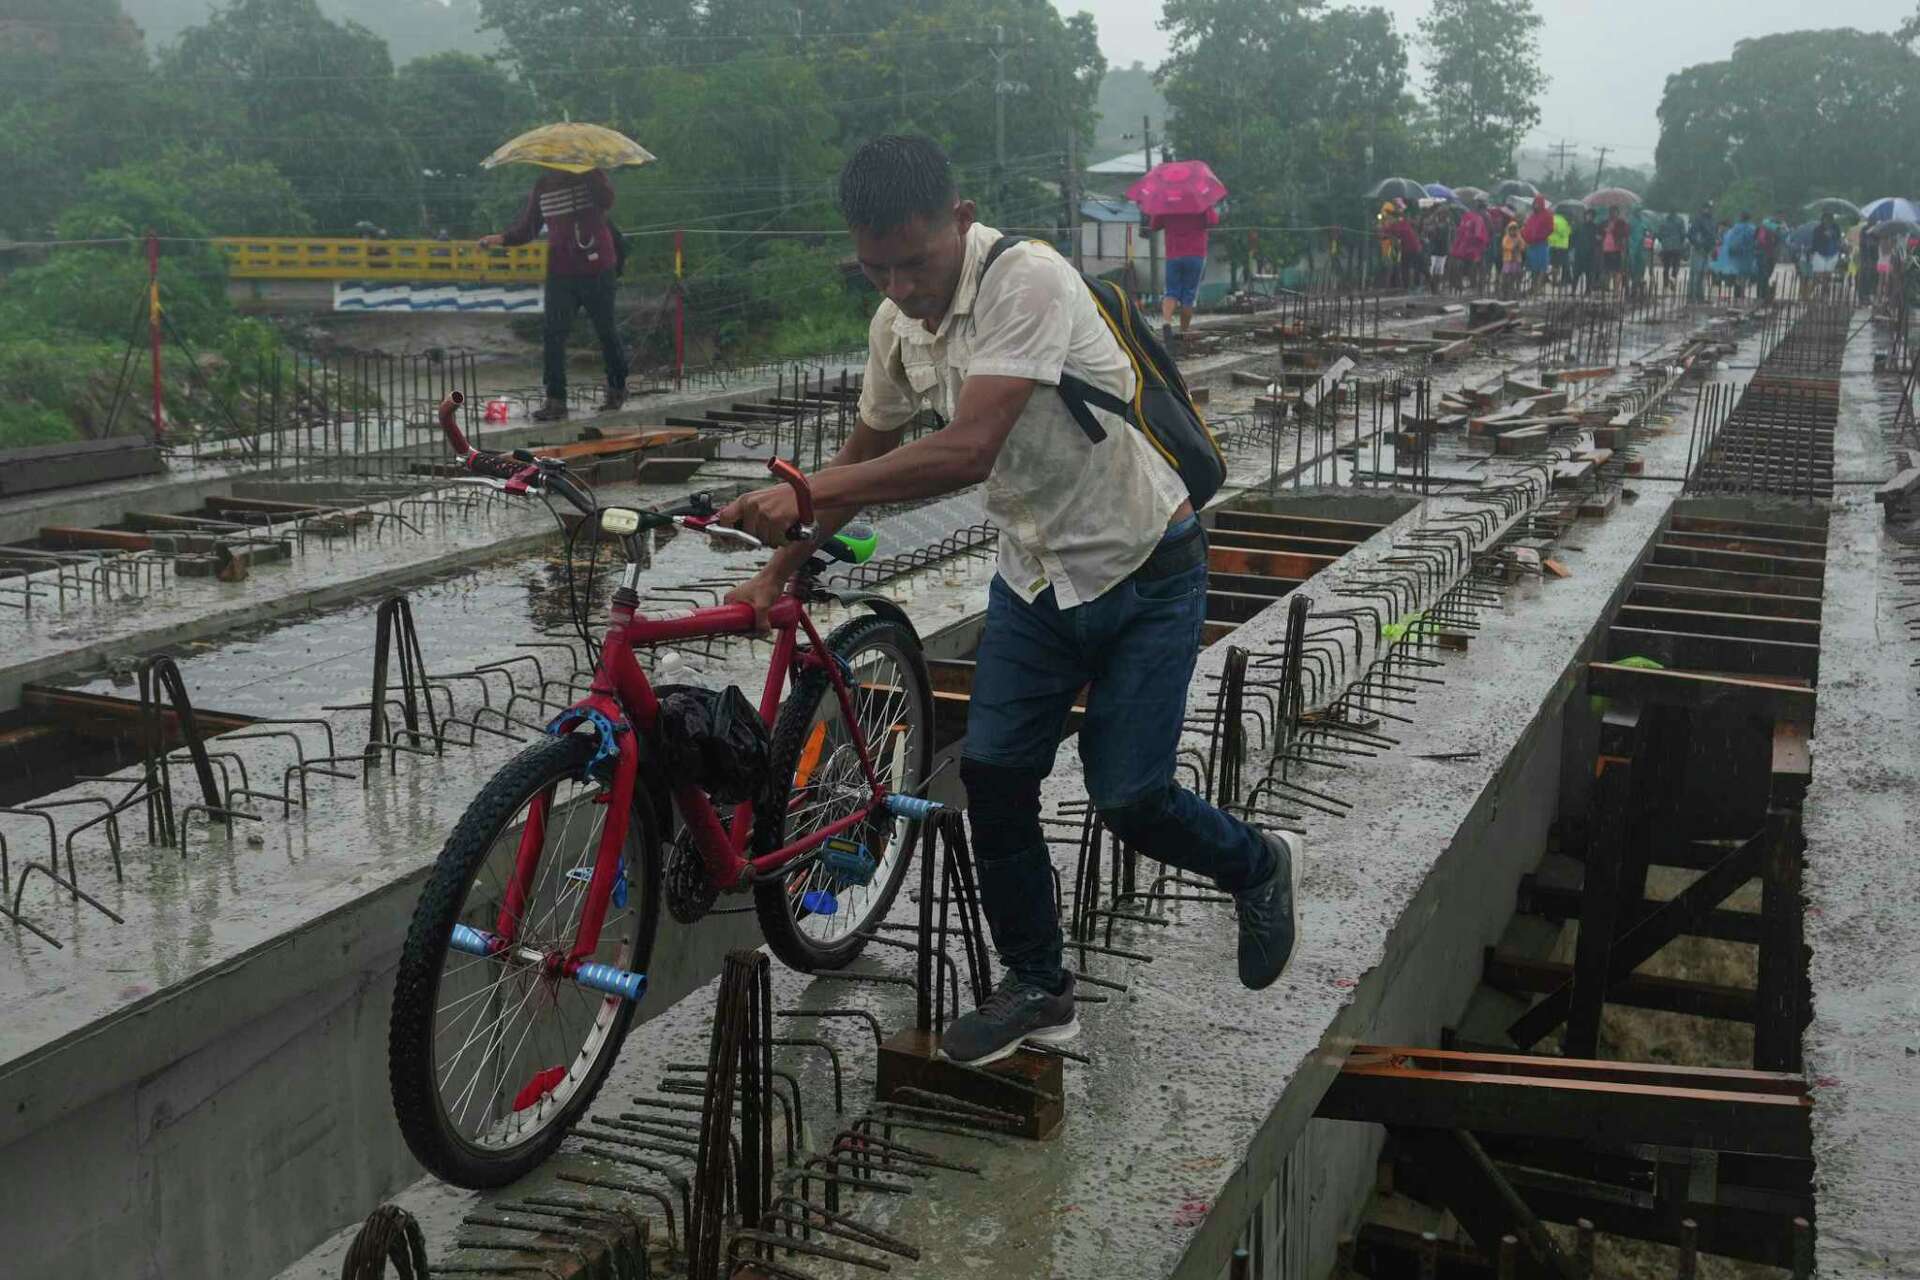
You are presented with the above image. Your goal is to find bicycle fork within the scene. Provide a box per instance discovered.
[450,726,650,1003]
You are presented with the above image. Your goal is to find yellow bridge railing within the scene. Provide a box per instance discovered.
[215,237,548,283]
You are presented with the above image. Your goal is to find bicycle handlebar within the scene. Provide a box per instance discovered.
[434,394,818,541]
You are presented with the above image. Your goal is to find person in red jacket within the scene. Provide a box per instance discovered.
[1390,207,1428,292]
[1148,205,1220,341]
[1449,199,1491,292]
[1520,195,1555,293]
[481,167,628,420]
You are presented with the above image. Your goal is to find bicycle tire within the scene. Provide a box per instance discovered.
[754,614,934,971]
[388,732,661,1188]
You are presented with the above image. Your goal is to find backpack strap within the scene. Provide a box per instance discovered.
[977,233,1115,445]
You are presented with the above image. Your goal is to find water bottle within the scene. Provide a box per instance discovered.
[654,649,710,689]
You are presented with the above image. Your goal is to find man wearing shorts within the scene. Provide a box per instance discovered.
[718,136,1301,1067]
[1150,205,1219,342]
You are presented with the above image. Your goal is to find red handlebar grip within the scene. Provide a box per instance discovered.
[765,457,814,524]
[436,393,473,457]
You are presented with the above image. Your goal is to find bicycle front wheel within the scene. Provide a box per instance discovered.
[388,732,661,1188]
[755,614,933,971]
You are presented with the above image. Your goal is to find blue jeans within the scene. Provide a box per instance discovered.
[960,517,1270,988]
[1688,250,1709,301]
[1164,255,1206,306]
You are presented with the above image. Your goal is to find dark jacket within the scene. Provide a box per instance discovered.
[1687,213,1716,253]
[503,169,617,277]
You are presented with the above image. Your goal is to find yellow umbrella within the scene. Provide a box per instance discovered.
[481,122,656,175]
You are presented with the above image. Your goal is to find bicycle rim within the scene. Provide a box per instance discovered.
[780,637,927,945]
[429,762,647,1158]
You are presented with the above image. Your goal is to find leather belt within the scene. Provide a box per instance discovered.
[1132,522,1207,581]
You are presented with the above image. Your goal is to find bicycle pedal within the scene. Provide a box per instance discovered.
[821,835,877,887]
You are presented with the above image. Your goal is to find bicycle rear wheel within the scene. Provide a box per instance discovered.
[754,614,933,970]
[389,732,661,1188]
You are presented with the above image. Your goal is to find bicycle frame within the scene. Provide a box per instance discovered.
[496,580,894,976]
[428,391,913,994]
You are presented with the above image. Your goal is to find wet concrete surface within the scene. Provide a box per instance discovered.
[1800,325,1920,1277]
[3,304,1746,1277]
[273,320,1731,1280]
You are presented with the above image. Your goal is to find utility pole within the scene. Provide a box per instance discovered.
[1142,114,1159,302]
[1592,147,1608,192]
[1548,139,1573,187]
[992,26,1008,213]
[1065,124,1083,271]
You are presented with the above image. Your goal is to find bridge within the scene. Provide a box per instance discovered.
[215,236,554,313]
[214,237,547,282]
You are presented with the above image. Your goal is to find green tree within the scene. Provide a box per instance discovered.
[1417,0,1547,180]
[1651,30,1920,214]
[1160,0,1414,246]
[0,0,154,237]
[394,52,534,234]
[161,0,421,233]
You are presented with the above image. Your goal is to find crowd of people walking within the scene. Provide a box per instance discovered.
[1366,191,1915,310]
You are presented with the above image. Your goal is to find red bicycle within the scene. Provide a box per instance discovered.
[389,394,935,1188]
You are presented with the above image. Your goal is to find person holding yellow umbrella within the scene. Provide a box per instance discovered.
[477,123,655,420]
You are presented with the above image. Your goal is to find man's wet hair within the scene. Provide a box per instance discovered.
[838,135,956,234]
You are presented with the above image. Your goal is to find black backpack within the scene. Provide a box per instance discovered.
[606,217,628,277]
[981,235,1226,507]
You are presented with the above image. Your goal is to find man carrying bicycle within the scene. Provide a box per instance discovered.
[717,135,1301,1067]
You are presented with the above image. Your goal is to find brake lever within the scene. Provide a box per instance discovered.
[676,515,763,549]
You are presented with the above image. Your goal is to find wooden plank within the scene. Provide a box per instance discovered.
[1587,661,1815,722]
[37,525,154,552]
[1207,570,1305,598]
[1320,1035,1807,1157]
[1661,531,1832,558]
[1668,513,1829,545]
[1635,562,1823,600]
[1615,605,1821,645]
[1210,510,1382,540]
[1202,620,1238,646]
[1651,543,1826,581]
[1771,721,1811,785]
[21,685,255,737]
[1205,526,1366,556]
[1208,545,1339,581]
[1627,583,1822,621]
[532,429,700,461]
[1606,627,1820,682]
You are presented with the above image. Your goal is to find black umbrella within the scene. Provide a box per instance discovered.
[1493,179,1539,203]
[1554,199,1586,218]
[1367,176,1428,203]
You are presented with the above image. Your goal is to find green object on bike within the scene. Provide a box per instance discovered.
[828,522,878,565]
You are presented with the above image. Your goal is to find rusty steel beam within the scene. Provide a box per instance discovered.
[1208,545,1340,581]
[1605,626,1820,683]
[37,525,155,552]
[1318,1044,1809,1157]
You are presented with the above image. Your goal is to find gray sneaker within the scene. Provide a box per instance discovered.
[940,973,1079,1066]
[1235,831,1303,990]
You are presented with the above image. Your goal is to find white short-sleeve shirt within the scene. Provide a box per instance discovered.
[857,222,1187,609]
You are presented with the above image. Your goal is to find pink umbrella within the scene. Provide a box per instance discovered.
[1126,160,1228,218]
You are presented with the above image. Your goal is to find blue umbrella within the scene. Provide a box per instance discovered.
[1861,196,1920,224]
[1424,182,1455,202]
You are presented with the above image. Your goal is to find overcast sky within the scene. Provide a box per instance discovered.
[1071,0,1906,164]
